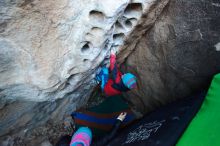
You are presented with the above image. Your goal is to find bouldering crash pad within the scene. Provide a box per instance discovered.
[176,73,220,146]
[107,93,205,146]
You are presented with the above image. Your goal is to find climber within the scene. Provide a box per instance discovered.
[96,50,137,96]
[56,112,127,146]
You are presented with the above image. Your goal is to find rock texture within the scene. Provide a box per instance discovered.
[121,0,220,113]
[0,0,164,144]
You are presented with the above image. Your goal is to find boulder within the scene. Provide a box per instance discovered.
[121,0,220,113]
[0,0,163,143]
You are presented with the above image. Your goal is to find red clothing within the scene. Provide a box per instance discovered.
[104,79,122,96]
[109,54,122,84]
[104,53,125,96]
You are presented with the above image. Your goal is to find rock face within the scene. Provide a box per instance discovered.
[121,0,220,113]
[0,0,164,144]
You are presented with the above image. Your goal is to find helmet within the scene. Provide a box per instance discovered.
[122,73,137,89]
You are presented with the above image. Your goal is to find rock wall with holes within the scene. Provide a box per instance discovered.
[120,0,220,113]
[0,0,167,144]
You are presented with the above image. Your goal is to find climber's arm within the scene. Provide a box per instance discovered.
[110,52,122,84]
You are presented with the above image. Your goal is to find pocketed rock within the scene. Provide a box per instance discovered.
[0,0,163,144]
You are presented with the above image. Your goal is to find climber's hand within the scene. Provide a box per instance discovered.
[110,49,115,55]
[117,112,127,122]
[110,47,118,55]
[63,116,75,135]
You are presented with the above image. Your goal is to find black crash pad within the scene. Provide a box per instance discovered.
[107,93,205,146]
